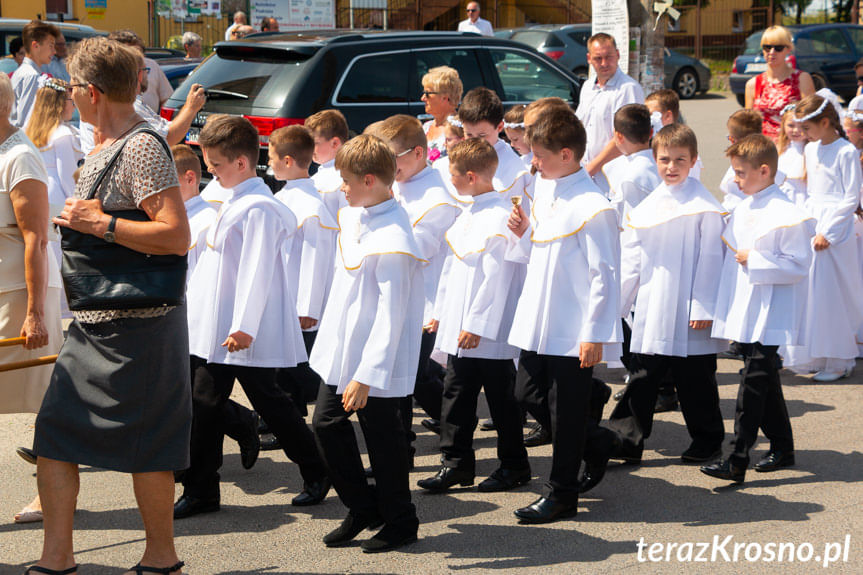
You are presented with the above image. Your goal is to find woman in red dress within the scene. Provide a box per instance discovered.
[745,25,815,140]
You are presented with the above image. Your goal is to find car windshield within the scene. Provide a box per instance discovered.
[172,47,310,109]
[511,31,555,49]
[743,31,764,55]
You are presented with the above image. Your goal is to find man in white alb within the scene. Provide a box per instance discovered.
[458,2,493,37]
[575,33,644,195]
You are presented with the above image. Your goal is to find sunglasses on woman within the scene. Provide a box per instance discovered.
[761,44,788,53]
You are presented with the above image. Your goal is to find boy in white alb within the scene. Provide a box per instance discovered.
[269,125,339,416]
[702,135,814,484]
[366,115,462,446]
[310,135,423,553]
[608,124,726,465]
[173,143,261,470]
[459,87,531,211]
[175,143,264,464]
[603,104,662,377]
[507,108,622,524]
[307,109,349,219]
[416,138,530,493]
[176,115,329,519]
[644,89,703,181]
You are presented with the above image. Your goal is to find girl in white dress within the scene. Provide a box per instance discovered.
[777,105,808,206]
[794,94,863,381]
[25,77,81,318]
[843,108,863,357]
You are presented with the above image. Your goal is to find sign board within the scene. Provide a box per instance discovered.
[590,0,630,75]
[251,0,335,29]
[84,0,107,19]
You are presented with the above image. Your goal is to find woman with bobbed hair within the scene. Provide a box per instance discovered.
[745,25,815,140]
[29,37,191,575]
[420,65,463,161]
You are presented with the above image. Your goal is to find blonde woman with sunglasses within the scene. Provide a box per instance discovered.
[745,25,815,140]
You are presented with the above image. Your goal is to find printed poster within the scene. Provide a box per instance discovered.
[590,0,630,75]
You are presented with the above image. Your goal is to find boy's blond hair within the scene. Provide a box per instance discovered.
[726,134,779,178]
[305,109,349,142]
[448,138,498,179]
[645,89,680,122]
[270,125,314,169]
[370,114,427,153]
[652,123,698,159]
[523,97,571,127]
[727,109,763,141]
[171,144,202,182]
[335,134,396,187]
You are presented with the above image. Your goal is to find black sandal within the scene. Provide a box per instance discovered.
[24,566,78,575]
[129,561,184,574]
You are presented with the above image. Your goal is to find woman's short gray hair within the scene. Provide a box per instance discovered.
[67,37,139,104]
[0,73,13,118]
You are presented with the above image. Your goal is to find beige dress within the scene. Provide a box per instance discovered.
[0,129,63,414]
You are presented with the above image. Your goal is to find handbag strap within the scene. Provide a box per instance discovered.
[86,124,173,201]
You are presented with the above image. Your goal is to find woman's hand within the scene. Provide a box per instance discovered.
[20,311,49,350]
[53,197,110,237]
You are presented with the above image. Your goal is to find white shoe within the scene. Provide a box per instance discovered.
[812,367,852,382]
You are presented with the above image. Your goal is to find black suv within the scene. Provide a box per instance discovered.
[162,30,581,184]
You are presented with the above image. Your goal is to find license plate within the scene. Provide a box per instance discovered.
[745,62,767,73]
[186,127,200,145]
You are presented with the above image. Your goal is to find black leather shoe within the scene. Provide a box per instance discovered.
[754,451,795,472]
[578,430,621,493]
[523,425,551,447]
[238,412,261,470]
[361,524,418,553]
[259,433,281,451]
[323,512,382,547]
[292,478,331,506]
[16,446,37,465]
[174,495,220,519]
[479,418,496,431]
[681,446,722,464]
[613,441,643,464]
[514,496,578,524]
[700,459,746,483]
[613,389,625,401]
[417,466,474,492]
[477,467,531,492]
[654,391,679,413]
[420,418,441,435]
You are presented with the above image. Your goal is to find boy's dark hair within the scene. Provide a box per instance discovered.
[171,144,202,182]
[198,114,260,165]
[9,37,23,56]
[652,123,698,159]
[726,134,778,178]
[458,87,504,127]
[448,138,498,179]
[335,134,397,187]
[23,20,59,52]
[305,109,349,143]
[527,107,586,162]
[270,125,314,169]
[727,109,763,140]
[614,104,652,145]
[645,89,680,122]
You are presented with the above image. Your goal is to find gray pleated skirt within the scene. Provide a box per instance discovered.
[34,305,192,473]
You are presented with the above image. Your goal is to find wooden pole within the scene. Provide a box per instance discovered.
[0,355,57,373]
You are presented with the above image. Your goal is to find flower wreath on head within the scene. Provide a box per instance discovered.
[37,74,66,93]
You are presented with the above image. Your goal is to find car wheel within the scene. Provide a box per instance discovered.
[673,68,699,99]
[573,67,589,83]
[812,74,827,91]
[735,93,746,107]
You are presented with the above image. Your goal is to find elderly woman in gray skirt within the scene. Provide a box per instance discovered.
[30,38,191,575]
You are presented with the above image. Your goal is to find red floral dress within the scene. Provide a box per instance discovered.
[753,70,801,139]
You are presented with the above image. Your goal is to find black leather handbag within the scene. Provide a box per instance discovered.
[60,126,187,311]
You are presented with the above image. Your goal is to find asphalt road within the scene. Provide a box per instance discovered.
[1,93,861,574]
